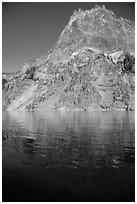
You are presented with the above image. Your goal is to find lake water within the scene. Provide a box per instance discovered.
[2,110,135,202]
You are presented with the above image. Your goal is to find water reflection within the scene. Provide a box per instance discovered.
[3,110,135,168]
[2,110,135,201]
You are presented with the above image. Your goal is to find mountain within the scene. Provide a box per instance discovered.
[2,6,135,111]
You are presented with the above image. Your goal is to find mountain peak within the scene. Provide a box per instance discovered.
[55,5,134,64]
[70,5,115,19]
[3,6,135,111]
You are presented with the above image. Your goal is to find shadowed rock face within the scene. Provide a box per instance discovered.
[2,6,135,111]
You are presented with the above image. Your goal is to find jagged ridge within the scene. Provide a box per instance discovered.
[2,5,135,111]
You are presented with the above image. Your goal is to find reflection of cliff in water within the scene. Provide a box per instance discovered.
[3,110,135,170]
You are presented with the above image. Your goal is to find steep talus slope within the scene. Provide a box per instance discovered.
[2,6,135,111]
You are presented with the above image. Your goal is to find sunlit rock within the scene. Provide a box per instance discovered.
[2,5,135,111]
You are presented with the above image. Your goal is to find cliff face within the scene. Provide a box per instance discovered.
[2,6,135,111]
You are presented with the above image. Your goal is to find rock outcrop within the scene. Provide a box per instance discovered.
[2,6,135,111]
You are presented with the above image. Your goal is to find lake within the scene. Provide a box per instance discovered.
[2,110,135,202]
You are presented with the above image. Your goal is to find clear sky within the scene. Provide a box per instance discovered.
[2,2,135,73]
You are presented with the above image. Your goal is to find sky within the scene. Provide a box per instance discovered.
[2,2,135,73]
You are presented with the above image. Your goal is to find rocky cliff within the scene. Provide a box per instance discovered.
[2,6,135,111]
